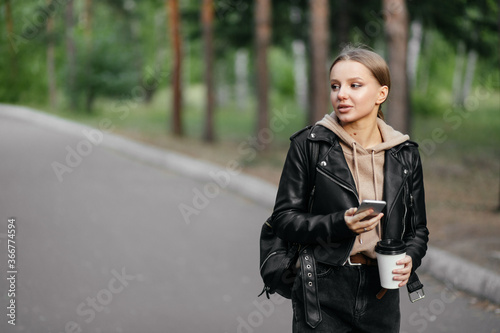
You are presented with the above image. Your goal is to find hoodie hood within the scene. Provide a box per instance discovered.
[316,113,409,154]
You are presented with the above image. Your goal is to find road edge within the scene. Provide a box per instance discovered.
[2,104,499,305]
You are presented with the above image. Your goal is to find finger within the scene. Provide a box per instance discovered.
[398,279,409,287]
[354,208,375,220]
[345,207,358,217]
[396,256,411,265]
[393,267,411,275]
[393,272,410,283]
[358,217,382,231]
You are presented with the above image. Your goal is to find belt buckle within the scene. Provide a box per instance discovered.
[409,288,425,303]
[346,256,361,266]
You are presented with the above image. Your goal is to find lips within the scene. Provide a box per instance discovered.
[337,104,353,113]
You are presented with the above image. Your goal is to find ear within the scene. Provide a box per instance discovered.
[376,85,389,105]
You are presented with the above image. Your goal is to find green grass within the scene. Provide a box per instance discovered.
[412,90,500,157]
[34,86,308,145]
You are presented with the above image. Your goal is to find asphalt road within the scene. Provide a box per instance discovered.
[0,109,498,332]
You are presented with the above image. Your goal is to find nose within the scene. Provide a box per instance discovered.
[337,86,348,100]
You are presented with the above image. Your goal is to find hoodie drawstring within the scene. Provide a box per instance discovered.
[371,151,377,202]
[352,142,363,243]
[371,150,381,239]
[352,142,360,198]
[353,147,381,244]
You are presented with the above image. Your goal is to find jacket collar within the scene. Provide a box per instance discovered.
[308,124,417,153]
[307,124,339,146]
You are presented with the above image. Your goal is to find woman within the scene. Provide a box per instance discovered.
[270,46,429,332]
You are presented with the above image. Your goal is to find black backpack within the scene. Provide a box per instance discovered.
[259,136,319,299]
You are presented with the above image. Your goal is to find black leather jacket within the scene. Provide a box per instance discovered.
[272,125,429,274]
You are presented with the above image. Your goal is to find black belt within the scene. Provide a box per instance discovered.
[348,253,378,266]
[299,249,322,328]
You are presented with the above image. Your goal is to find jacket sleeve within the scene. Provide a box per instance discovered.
[404,148,429,273]
[271,135,357,244]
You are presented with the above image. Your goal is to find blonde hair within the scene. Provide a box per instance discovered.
[330,45,390,119]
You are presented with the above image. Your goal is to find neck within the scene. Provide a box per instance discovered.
[340,116,382,149]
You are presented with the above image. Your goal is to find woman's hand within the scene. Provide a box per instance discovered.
[344,207,383,234]
[393,255,413,287]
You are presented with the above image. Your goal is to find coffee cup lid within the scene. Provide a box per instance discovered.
[375,239,406,255]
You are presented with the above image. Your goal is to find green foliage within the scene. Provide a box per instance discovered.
[0,0,498,143]
[0,2,49,103]
[74,33,140,112]
[269,47,295,97]
[412,91,500,154]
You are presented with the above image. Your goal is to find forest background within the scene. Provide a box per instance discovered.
[1,0,500,272]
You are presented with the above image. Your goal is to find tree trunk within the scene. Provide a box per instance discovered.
[5,0,17,81]
[337,0,350,48]
[452,41,466,106]
[407,20,423,89]
[84,0,93,45]
[235,49,249,110]
[255,0,271,140]
[65,0,77,110]
[498,165,500,212]
[202,0,215,142]
[167,0,183,136]
[498,0,500,58]
[384,0,410,134]
[292,40,308,112]
[5,0,14,54]
[45,0,57,109]
[309,0,330,124]
[461,49,478,105]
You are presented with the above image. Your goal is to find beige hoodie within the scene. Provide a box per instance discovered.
[316,113,409,258]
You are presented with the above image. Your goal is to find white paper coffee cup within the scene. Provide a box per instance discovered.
[375,239,406,289]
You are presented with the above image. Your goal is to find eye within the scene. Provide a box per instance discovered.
[351,83,362,88]
[331,84,340,90]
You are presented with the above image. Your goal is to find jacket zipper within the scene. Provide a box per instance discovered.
[410,193,416,237]
[317,169,359,202]
[308,186,316,212]
[401,182,408,239]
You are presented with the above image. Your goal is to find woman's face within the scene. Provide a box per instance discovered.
[329,60,388,126]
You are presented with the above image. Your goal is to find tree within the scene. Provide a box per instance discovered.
[337,0,350,47]
[167,0,183,136]
[46,0,57,109]
[65,0,77,110]
[255,0,271,138]
[384,0,410,134]
[84,0,93,46]
[309,0,330,123]
[5,0,14,55]
[202,0,215,142]
[5,0,17,82]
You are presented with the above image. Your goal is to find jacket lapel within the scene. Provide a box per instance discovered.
[383,147,409,234]
[310,126,358,199]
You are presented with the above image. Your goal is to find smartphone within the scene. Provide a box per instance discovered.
[356,200,386,217]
